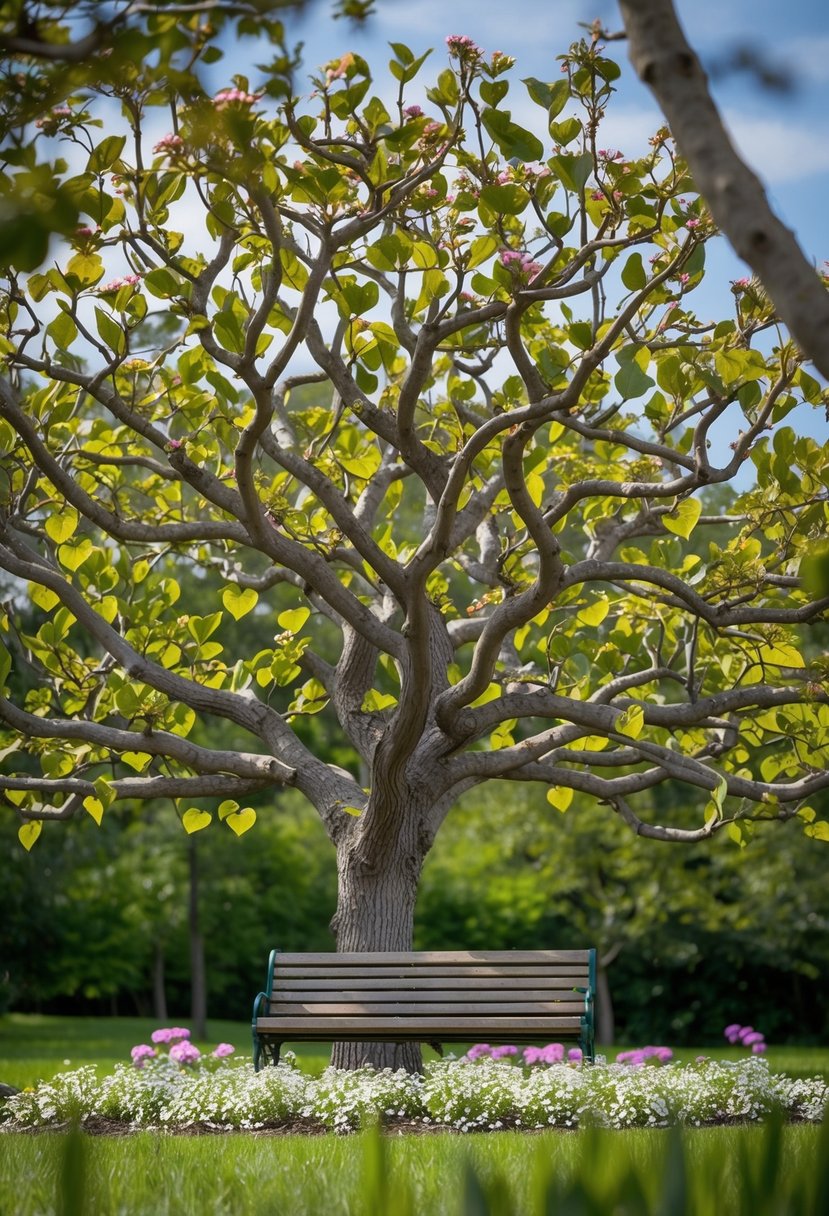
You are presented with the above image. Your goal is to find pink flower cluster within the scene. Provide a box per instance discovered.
[724,1023,767,1054]
[169,1041,201,1066]
[153,133,185,155]
[465,1042,583,1065]
[130,1027,236,1070]
[446,34,483,59]
[99,274,141,292]
[130,1044,156,1067]
[213,88,260,108]
[616,1046,674,1066]
[151,1026,191,1044]
[404,105,424,119]
[499,249,543,280]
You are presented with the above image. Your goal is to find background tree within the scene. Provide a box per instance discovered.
[1,19,828,1071]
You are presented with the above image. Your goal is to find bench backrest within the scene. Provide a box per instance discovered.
[263,949,594,1038]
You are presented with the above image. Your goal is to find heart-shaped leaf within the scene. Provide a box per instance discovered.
[182,808,212,834]
[83,796,105,825]
[663,497,702,539]
[546,787,573,813]
[225,807,256,836]
[222,585,258,621]
[18,821,42,851]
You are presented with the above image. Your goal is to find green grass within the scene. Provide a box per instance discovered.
[2,1014,828,1090]
[0,1123,825,1216]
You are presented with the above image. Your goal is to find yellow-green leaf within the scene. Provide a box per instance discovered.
[18,821,42,851]
[217,799,240,821]
[121,751,152,772]
[58,538,93,571]
[225,807,256,836]
[576,599,609,628]
[663,497,702,540]
[546,787,573,813]
[182,807,212,834]
[222,585,259,621]
[83,796,105,825]
[805,821,829,842]
[757,642,805,668]
[277,607,310,633]
[45,509,79,544]
[29,583,60,612]
[616,705,645,739]
[340,805,363,817]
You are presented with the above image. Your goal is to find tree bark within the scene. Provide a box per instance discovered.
[188,835,207,1041]
[330,832,426,1072]
[596,963,615,1047]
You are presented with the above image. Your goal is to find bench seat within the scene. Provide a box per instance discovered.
[252,949,596,1068]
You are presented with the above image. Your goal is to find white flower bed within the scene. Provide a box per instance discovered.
[2,1056,826,1134]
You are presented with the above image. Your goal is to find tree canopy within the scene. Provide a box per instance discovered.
[1,10,828,1069]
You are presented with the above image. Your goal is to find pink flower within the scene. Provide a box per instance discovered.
[567,1047,583,1063]
[153,133,185,155]
[733,277,751,291]
[686,218,700,229]
[403,105,424,118]
[168,439,183,450]
[98,274,141,293]
[465,1043,492,1061]
[169,1041,201,1066]
[446,34,482,58]
[130,1044,156,1067]
[213,1043,236,1058]
[490,1045,518,1059]
[213,88,260,108]
[75,226,95,238]
[151,1026,191,1044]
[752,1042,767,1054]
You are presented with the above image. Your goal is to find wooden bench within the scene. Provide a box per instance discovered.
[251,948,596,1069]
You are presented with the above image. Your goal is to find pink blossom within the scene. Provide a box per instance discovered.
[213,1043,236,1059]
[490,1045,519,1059]
[98,274,141,293]
[465,1043,492,1061]
[678,272,690,285]
[724,1023,743,1044]
[153,133,185,155]
[446,34,482,59]
[151,1026,191,1044]
[75,226,95,238]
[591,190,604,201]
[169,1040,201,1066]
[686,218,700,229]
[733,277,751,290]
[168,438,183,450]
[567,1047,583,1063]
[403,105,424,118]
[130,1044,156,1067]
[752,1042,767,1054]
[213,88,260,108]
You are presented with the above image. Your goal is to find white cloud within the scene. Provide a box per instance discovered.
[723,113,829,183]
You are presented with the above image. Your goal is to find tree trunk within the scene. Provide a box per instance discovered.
[330,836,425,1073]
[152,942,168,1022]
[596,963,615,1047]
[188,835,207,1041]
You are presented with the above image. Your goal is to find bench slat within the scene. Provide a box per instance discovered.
[271,977,586,993]
[267,1001,587,1016]
[256,1016,583,1033]
[273,966,588,981]
[274,951,591,966]
[270,987,584,1003]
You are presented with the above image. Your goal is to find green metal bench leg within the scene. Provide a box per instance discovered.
[270,1042,282,1067]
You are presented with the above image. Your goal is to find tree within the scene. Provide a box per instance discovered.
[1,15,828,1071]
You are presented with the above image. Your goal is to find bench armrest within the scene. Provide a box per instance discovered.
[251,990,270,1026]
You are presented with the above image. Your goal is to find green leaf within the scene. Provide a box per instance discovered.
[621,252,647,291]
[83,797,105,825]
[18,822,42,851]
[465,235,498,269]
[45,509,79,544]
[523,77,569,119]
[88,135,126,174]
[65,252,104,287]
[805,821,829,842]
[546,787,573,813]
[549,153,593,193]
[0,640,10,689]
[361,689,398,712]
[614,358,654,400]
[225,807,256,836]
[277,607,310,633]
[481,108,544,161]
[94,306,125,354]
[121,751,152,772]
[756,642,805,668]
[222,585,258,621]
[182,808,212,834]
[616,705,645,740]
[663,497,702,540]
[479,184,531,216]
[576,599,608,627]
[29,583,59,612]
